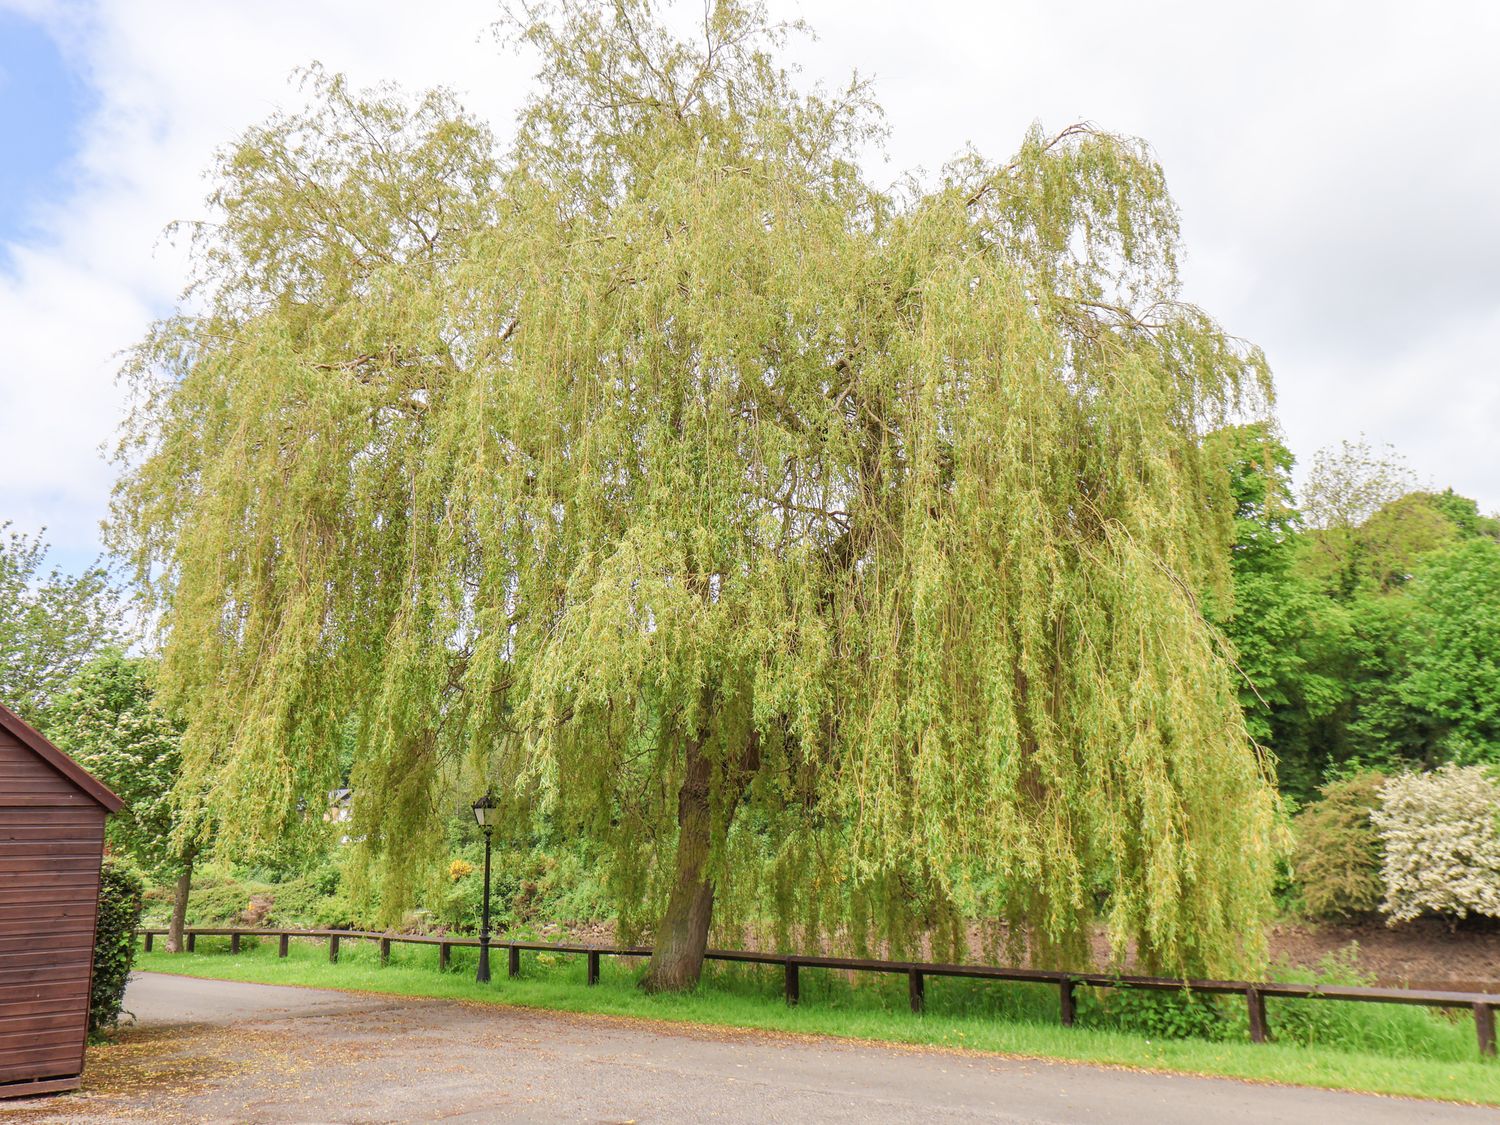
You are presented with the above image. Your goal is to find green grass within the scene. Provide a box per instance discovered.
[133,936,1500,1106]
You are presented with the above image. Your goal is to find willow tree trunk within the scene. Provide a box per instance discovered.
[641,735,717,993]
[166,859,194,953]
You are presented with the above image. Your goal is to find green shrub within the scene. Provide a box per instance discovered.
[529,845,610,923]
[1087,986,1237,1041]
[263,866,344,924]
[199,880,258,923]
[428,842,609,934]
[90,856,145,1036]
[1292,772,1386,920]
[310,889,366,930]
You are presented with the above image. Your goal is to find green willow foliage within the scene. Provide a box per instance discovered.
[112,0,1276,978]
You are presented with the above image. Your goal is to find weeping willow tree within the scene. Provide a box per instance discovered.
[113,0,1277,990]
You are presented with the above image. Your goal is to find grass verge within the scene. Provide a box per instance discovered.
[133,936,1499,1105]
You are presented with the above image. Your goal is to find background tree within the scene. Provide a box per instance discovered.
[1186,431,1500,796]
[1299,438,1423,599]
[1425,488,1500,542]
[0,523,120,724]
[113,0,1278,988]
[1388,540,1500,765]
[48,651,203,952]
[1206,425,1345,799]
[1356,493,1462,592]
[1287,489,1500,781]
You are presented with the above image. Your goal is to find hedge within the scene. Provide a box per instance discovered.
[91,856,145,1036]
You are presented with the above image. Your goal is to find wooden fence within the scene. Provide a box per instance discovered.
[137,925,1499,1057]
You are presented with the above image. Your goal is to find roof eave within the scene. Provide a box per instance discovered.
[0,702,125,813]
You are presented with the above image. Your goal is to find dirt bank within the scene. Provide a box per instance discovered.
[542,917,1499,989]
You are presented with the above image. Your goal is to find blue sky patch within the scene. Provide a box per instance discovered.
[0,11,92,264]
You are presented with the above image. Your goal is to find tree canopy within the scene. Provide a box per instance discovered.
[47,651,205,950]
[113,0,1279,985]
[0,522,120,724]
[1207,429,1500,796]
[48,652,190,876]
[1206,425,1344,797]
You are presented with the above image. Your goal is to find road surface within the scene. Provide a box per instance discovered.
[0,972,1492,1122]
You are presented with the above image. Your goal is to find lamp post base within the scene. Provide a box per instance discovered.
[477,941,491,983]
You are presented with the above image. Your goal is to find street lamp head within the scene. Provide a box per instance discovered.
[471,791,499,831]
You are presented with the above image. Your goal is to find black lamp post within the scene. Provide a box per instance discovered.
[471,791,498,983]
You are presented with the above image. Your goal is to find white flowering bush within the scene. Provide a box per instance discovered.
[1373,766,1500,923]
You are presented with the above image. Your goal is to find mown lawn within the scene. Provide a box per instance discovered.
[133,936,1500,1106]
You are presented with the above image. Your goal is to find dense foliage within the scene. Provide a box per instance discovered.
[111,0,1278,985]
[0,523,120,724]
[1211,432,1500,799]
[48,652,205,950]
[1207,425,1343,797]
[90,856,145,1036]
[1393,543,1500,764]
[1291,773,1385,921]
[49,653,191,875]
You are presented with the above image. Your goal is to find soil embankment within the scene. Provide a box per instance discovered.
[544,917,1500,989]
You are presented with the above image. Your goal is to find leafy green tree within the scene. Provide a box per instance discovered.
[112,0,1277,987]
[1206,425,1344,798]
[1337,592,1430,773]
[1426,488,1500,542]
[1355,493,1461,593]
[1333,539,1500,774]
[1392,541,1500,765]
[49,652,203,951]
[1299,439,1417,599]
[1296,443,1496,599]
[0,523,120,724]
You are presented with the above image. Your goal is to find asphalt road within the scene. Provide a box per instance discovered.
[2,972,1494,1123]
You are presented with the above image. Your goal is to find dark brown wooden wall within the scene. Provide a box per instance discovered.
[0,727,106,1091]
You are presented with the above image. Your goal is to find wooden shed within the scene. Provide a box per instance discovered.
[0,702,122,1099]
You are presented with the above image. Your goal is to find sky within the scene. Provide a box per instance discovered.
[2,0,1497,578]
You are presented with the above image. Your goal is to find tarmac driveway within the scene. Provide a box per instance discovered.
[0,972,1492,1123]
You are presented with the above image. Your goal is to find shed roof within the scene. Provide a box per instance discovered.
[0,702,124,812]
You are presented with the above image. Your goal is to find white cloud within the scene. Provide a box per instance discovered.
[2,0,1497,574]
[0,0,523,566]
[786,0,1500,502]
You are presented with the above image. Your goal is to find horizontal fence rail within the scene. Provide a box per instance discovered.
[137,926,1499,1058]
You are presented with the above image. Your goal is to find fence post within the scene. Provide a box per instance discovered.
[230,933,241,955]
[908,970,925,1014]
[380,937,391,966]
[1476,1003,1497,1058]
[785,960,800,1006]
[185,932,196,953]
[329,934,340,963]
[1059,977,1076,1027]
[440,943,451,971]
[1246,987,1269,1043]
[278,933,289,958]
[143,932,153,953]
[508,945,521,978]
[587,950,600,986]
